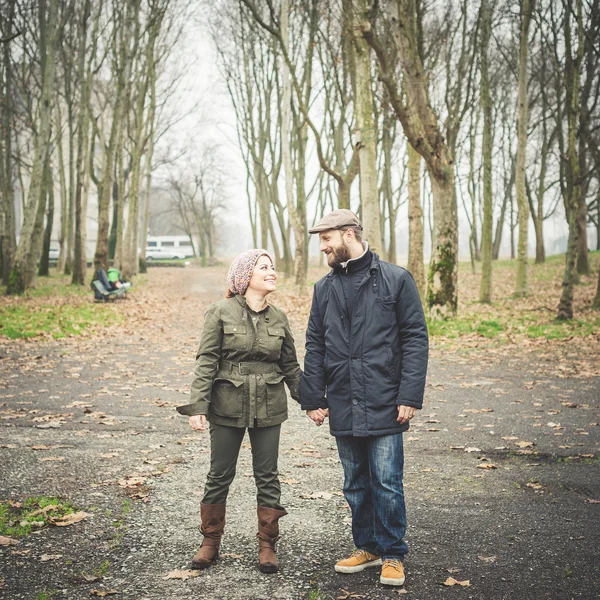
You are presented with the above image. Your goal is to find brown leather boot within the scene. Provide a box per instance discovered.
[191,503,226,569]
[256,506,287,573]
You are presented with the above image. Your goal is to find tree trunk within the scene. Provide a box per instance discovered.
[56,109,68,273]
[26,157,51,287]
[407,144,425,298]
[280,0,305,293]
[94,0,136,274]
[1,0,17,285]
[352,0,382,255]
[7,0,59,294]
[72,0,91,286]
[38,165,54,277]
[479,0,493,303]
[382,114,397,265]
[557,0,583,320]
[514,0,533,297]
[364,0,459,315]
[592,264,600,309]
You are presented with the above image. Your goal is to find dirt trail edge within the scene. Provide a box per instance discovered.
[1,266,598,600]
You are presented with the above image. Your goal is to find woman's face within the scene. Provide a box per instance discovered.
[247,255,277,295]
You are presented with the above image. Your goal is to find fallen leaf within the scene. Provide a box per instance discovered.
[164,569,200,580]
[220,553,244,559]
[48,511,91,527]
[584,498,600,504]
[0,536,18,546]
[300,492,334,500]
[40,457,65,462]
[464,447,481,453]
[443,577,471,587]
[280,478,298,485]
[526,482,542,490]
[476,464,498,470]
[478,555,496,563]
[118,476,146,488]
[40,554,62,561]
[515,442,534,449]
[29,505,60,517]
[89,590,118,596]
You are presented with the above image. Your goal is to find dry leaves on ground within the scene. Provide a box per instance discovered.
[0,536,18,546]
[89,590,118,596]
[337,589,367,599]
[48,511,91,527]
[164,569,200,580]
[443,577,471,587]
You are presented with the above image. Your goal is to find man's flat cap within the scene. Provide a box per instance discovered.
[308,209,363,234]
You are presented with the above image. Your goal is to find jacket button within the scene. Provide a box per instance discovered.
[353,400,358,405]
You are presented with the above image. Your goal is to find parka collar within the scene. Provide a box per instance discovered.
[233,293,270,314]
[326,251,380,281]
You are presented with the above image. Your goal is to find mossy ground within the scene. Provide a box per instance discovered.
[0,496,77,538]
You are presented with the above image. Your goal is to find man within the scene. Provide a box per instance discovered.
[301,209,428,587]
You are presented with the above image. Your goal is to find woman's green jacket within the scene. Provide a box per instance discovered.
[176,295,302,427]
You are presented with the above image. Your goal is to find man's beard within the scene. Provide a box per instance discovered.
[327,242,352,268]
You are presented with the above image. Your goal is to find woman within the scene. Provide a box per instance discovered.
[177,249,301,574]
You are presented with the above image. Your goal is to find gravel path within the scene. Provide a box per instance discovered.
[1,266,598,600]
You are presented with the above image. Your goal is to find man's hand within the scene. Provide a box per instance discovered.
[397,405,417,425]
[189,415,206,431]
[306,408,329,426]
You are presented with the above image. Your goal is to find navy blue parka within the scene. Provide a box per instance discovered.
[300,252,429,437]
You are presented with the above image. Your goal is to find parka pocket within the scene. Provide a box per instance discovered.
[265,327,285,353]
[385,347,398,381]
[210,376,244,417]
[375,294,396,309]
[264,373,287,417]
[222,325,247,351]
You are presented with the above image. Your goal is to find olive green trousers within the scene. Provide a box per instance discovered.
[202,423,283,510]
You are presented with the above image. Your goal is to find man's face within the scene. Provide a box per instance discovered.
[319,229,352,268]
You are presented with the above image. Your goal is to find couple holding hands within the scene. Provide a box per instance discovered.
[176,209,429,587]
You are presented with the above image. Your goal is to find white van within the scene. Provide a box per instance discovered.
[145,235,198,259]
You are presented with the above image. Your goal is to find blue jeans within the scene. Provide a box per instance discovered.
[336,433,407,561]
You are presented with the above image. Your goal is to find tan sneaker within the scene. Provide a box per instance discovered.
[380,559,405,586]
[335,549,382,573]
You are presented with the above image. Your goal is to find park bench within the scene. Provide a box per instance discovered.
[91,269,127,302]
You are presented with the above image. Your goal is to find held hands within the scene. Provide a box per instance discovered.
[306,408,329,426]
[189,415,206,431]
[397,405,417,425]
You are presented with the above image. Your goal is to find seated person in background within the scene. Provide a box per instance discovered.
[107,268,131,290]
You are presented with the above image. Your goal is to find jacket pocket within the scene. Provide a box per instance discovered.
[376,294,396,308]
[222,324,247,351]
[210,376,244,417]
[385,347,398,381]
[264,373,287,417]
[265,326,285,353]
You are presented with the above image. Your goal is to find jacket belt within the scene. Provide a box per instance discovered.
[219,360,280,376]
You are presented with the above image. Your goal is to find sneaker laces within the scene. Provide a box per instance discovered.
[383,559,402,569]
[351,549,373,560]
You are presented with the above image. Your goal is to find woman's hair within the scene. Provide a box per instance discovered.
[225,289,236,299]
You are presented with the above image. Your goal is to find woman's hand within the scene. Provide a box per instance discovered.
[189,415,206,431]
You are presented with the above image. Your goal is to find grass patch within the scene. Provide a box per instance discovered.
[426,314,600,342]
[0,266,142,340]
[0,303,123,339]
[0,496,77,538]
[36,591,59,600]
[427,317,505,338]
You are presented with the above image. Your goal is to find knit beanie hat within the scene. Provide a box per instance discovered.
[226,249,274,296]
